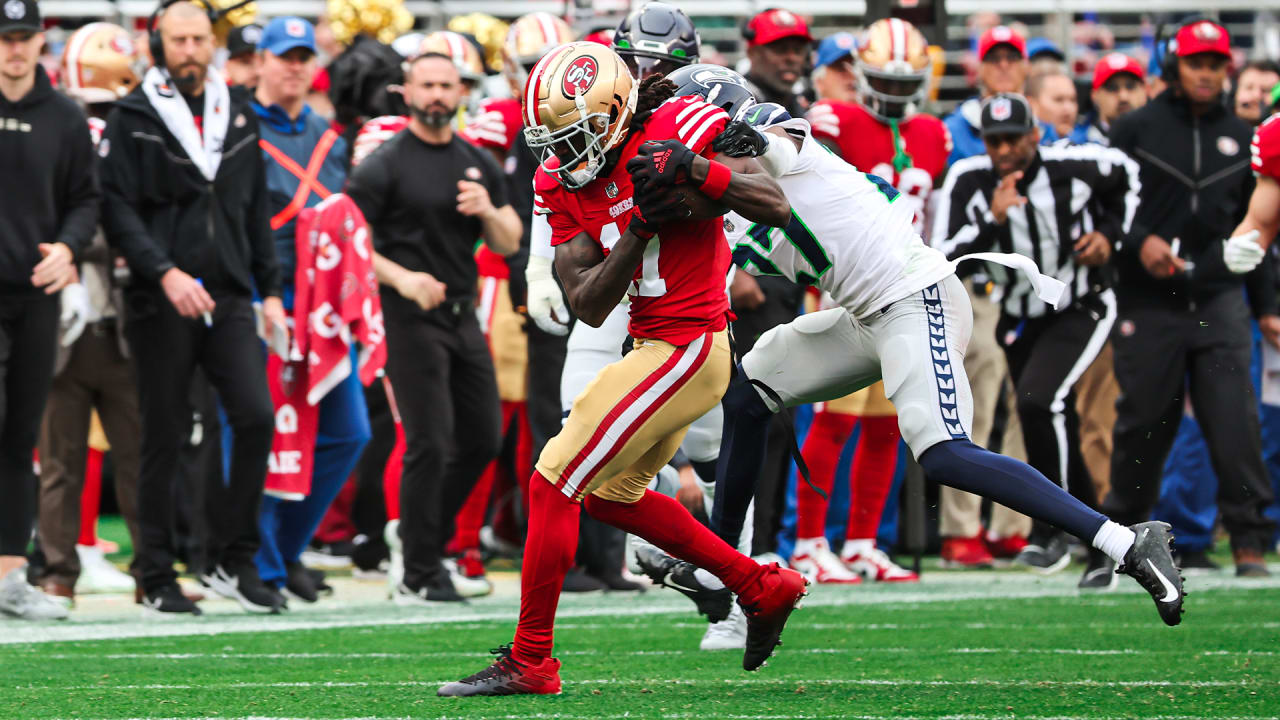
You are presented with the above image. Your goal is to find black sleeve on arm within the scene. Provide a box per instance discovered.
[475,143,510,209]
[346,153,393,250]
[932,166,1001,260]
[100,109,176,282]
[246,126,282,299]
[54,109,101,260]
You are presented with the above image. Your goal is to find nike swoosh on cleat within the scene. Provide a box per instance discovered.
[665,575,704,595]
[1146,558,1179,603]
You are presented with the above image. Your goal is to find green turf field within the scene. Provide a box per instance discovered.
[4,565,1278,720]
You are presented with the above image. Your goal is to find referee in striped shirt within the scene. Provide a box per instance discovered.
[933,93,1141,588]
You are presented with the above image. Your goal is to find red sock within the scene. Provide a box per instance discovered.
[78,448,105,547]
[796,410,856,539]
[383,423,406,522]
[512,473,581,666]
[583,490,761,595]
[847,415,901,541]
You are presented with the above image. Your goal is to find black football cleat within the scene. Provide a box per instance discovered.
[738,563,808,671]
[437,644,562,697]
[634,545,733,623]
[1118,521,1185,626]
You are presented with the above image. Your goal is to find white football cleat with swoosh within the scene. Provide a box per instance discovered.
[1118,521,1185,626]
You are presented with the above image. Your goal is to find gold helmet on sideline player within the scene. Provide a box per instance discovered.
[418,30,486,85]
[61,22,143,105]
[502,11,575,99]
[522,41,636,191]
[856,17,932,122]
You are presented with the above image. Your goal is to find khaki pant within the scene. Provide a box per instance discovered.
[1074,342,1118,502]
[939,287,1031,540]
[37,325,142,588]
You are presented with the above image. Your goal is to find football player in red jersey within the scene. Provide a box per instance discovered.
[789,19,950,584]
[1235,111,1280,252]
[439,42,804,697]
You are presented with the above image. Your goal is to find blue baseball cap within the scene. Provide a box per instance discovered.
[258,17,316,56]
[1026,37,1065,61]
[815,32,857,69]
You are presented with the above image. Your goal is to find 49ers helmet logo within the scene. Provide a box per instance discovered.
[562,55,599,98]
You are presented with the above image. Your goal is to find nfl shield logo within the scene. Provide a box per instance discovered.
[606,182,619,198]
[991,98,1012,121]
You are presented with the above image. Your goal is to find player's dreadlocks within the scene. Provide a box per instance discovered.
[630,74,678,129]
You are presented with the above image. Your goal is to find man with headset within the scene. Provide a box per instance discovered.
[100,0,286,616]
[1103,19,1278,576]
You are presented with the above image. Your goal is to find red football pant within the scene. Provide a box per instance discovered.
[795,411,901,541]
[448,401,531,554]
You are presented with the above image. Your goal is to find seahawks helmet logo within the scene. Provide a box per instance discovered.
[690,66,745,88]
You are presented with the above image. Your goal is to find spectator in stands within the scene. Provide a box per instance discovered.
[1104,19,1277,577]
[945,25,1029,165]
[1234,60,1280,126]
[37,21,145,607]
[0,0,99,622]
[1085,53,1148,145]
[810,33,857,104]
[250,17,370,604]
[347,52,519,604]
[1026,67,1086,143]
[223,23,262,89]
[100,1,286,616]
[741,8,813,117]
[1026,37,1067,74]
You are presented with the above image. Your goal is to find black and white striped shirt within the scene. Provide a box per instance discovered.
[932,143,1141,318]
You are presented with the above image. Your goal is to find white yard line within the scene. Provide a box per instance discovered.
[41,716,1280,720]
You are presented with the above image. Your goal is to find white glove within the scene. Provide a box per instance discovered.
[525,255,570,336]
[1224,229,1265,274]
[59,283,91,347]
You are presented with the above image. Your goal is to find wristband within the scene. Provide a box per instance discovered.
[628,215,657,241]
[700,160,732,200]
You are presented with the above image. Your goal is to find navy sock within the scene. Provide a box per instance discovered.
[919,439,1107,541]
[711,368,774,548]
[691,460,718,487]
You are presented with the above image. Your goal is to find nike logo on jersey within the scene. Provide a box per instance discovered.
[1146,558,1179,603]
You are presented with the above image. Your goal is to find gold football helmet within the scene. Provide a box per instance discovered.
[62,23,142,105]
[856,18,932,122]
[502,12,575,99]
[418,31,486,84]
[448,12,509,76]
[523,41,636,191]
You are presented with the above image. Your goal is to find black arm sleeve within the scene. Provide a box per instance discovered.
[100,110,176,282]
[54,111,101,260]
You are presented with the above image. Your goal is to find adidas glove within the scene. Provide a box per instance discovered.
[524,255,570,336]
[1223,229,1265,274]
[626,139,696,191]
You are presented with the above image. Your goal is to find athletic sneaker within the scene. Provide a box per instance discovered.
[141,583,203,618]
[790,537,862,585]
[454,548,487,579]
[300,540,355,570]
[75,544,136,594]
[437,643,561,697]
[940,533,995,568]
[201,564,285,614]
[1117,521,1184,626]
[700,603,747,650]
[738,563,808,671]
[1015,533,1071,575]
[1077,549,1117,591]
[561,569,607,593]
[385,519,404,598]
[1174,548,1221,574]
[393,578,466,606]
[284,561,320,603]
[480,525,523,558]
[0,565,70,621]
[1232,547,1271,578]
[444,559,493,598]
[842,544,918,583]
[634,545,733,623]
[984,533,1028,559]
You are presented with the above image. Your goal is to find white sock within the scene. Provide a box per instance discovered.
[841,538,875,559]
[693,568,725,590]
[1092,521,1136,564]
[794,536,825,557]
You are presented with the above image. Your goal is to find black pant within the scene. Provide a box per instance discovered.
[384,308,501,589]
[1000,297,1111,540]
[1103,289,1275,551]
[351,380,393,547]
[526,320,569,464]
[126,290,274,590]
[0,294,59,556]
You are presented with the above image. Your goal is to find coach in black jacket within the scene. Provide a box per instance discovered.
[1103,19,1276,573]
[100,1,286,614]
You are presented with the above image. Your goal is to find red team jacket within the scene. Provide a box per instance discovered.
[807,99,950,236]
[535,96,733,346]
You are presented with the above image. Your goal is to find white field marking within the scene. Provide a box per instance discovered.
[33,646,1279,661]
[22,678,1267,692]
[7,569,1280,646]
[45,716,1280,720]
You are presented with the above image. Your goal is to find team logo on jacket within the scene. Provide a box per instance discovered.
[465,166,482,180]
[1119,319,1136,337]
[605,181,618,198]
[234,113,246,128]
[1217,136,1240,156]
[562,55,598,98]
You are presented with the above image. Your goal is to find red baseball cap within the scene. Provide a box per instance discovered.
[978,25,1027,61]
[1173,20,1231,58]
[1092,52,1145,90]
[745,8,813,48]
